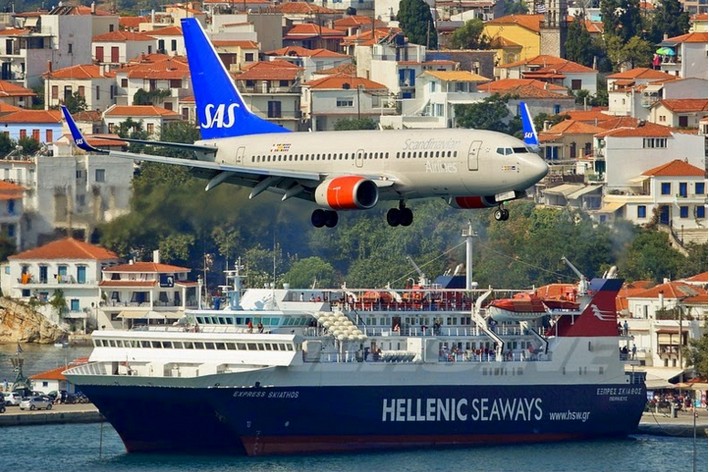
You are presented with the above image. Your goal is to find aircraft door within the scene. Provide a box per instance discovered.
[355,149,364,168]
[467,141,481,171]
[235,146,245,165]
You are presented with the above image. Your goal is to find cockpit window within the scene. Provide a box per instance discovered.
[512,147,528,153]
[496,147,513,155]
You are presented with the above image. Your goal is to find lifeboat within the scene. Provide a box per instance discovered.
[486,293,549,321]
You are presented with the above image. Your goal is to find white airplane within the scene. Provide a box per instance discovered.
[62,18,548,228]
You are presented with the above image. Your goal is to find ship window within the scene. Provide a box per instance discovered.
[286,344,294,351]
[247,343,257,350]
[184,342,194,349]
[218,317,225,324]
[599,367,604,375]
[226,318,234,325]
[162,341,173,348]
[109,340,116,347]
[141,340,151,348]
[173,341,183,349]
[226,343,236,350]
[265,343,273,351]
[214,343,226,350]
[194,342,205,349]
[204,342,215,350]
[237,343,247,350]
[151,341,162,348]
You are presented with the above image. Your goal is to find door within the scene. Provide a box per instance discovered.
[77,266,86,284]
[39,266,48,283]
[467,141,481,171]
[659,205,670,225]
[355,149,364,168]
[235,146,245,165]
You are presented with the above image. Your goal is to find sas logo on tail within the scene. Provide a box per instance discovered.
[590,304,615,321]
[201,103,240,129]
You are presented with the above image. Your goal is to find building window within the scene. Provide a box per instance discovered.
[637,205,646,218]
[32,129,39,141]
[96,85,100,100]
[171,39,177,51]
[336,98,353,107]
[643,138,667,148]
[697,206,706,219]
[95,169,106,182]
[169,79,181,88]
[78,86,85,97]
[661,182,671,195]
[571,79,582,90]
[121,78,128,87]
[68,43,73,54]
[7,199,15,215]
[696,182,705,195]
[19,129,26,139]
[6,224,14,238]
[679,182,687,197]
[679,206,689,218]
[146,123,155,134]
[553,105,561,114]
[95,46,104,62]
[267,101,282,118]
[51,85,58,100]
[245,53,254,62]
[279,80,289,87]
[46,129,53,142]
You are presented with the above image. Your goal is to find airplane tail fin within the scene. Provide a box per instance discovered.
[181,18,288,139]
[552,278,624,337]
[519,102,539,151]
[61,106,106,154]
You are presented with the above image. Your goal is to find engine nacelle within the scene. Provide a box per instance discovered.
[314,176,379,210]
[448,191,526,209]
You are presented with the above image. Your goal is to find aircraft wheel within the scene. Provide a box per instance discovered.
[502,209,510,221]
[387,208,401,227]
[311,209,326,228]
[400,208,413,226]
[494,209,504,221]
[325,211,339,228]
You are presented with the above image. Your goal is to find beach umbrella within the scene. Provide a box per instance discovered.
[656,47,675,56]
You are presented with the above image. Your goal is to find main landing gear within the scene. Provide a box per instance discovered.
[387,201,413,227]
[494,205,510,221]
[311,209,339,228]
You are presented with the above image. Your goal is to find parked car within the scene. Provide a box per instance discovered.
[19,396,53,411]
[2,392,23,406]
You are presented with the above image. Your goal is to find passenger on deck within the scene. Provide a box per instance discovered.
[393,324,400,334]
[257,322,264,333]
[247,320,253,333]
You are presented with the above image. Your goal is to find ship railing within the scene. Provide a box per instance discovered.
[63,362,110,376]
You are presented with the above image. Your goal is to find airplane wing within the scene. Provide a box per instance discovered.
[61,106,394,196]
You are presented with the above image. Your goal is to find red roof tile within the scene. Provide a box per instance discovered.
[656,99,708,113]
[273,2,338,14]
[44,64,113,80]
[683,272,708,283]
[607,68,675,81]
[235,60,301,81]
[665,31,708,43]
[304,74,387,90]
[596,121,673,138]
[147,26,182,36]
[0,109,62,124]
[284,23,345,39]
[629,281,707,300]
[485,14,544,33]
[104,105,181,118]
[0,80,35,97]
[265,46,349,58]
[93,30,157,42]
[119,15,149,30]
[642,159,706,177]
[104,261,190,273]
[9,238,118,260]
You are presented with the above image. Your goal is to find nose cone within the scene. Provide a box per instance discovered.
[519,153,548,187]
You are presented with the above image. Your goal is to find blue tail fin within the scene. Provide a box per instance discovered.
[181,18,289,139]
[61,105,105,154]
[519,102,539,151]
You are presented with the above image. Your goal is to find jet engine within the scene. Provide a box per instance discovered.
[314,176,379,210]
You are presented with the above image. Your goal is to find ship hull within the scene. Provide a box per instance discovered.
[77,380,645,455]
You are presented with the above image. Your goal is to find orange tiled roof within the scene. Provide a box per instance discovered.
[478,79,569,98]
[104,261,190,273]
[341,28,397,46]
[123,57,190,80]
[265,45,348,58]
[665,31,708,43]
[0,181,25,200]
[564,108,611,122]
[656,98,708,113]
[607,67,675,81]
[318,63,357,76]
[594,116,638,129]
[643,159,706,177]
[0,28,31,37]
[333,16,387,30]
[683,272,708,283]
[595,121,672,138]
[49,4,113,15]
[304,74,387,90]
[147,26,182,36]
[9,237,118,260]
[213,40,259,49]
[629,281,707,300]
[235,60,301,81]
[44,64,113,80]
[284,23,345,39]
[0,80,35,97]
[93,30,157,42]
[0,109,62,124]
[499,54,567,69]
[273,2,338,14]
[539,119,605,141]
[486,14,544,33]
[0,103,22,114]
[119,15,149,30]
[104,105,181,118]
[72,110,103,122]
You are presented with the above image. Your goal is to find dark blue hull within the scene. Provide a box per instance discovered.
[80,382,646,455]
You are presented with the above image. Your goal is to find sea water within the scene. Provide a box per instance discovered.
[0,422,705,472]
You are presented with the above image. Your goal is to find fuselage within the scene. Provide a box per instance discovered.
[197,128,548,200]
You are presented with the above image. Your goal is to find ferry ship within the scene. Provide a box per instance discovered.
[63,268,646,455]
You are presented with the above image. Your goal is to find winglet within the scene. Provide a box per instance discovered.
[519,102,539,151]
[61,106,105,154]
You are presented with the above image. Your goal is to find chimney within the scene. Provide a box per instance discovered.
[153,249,160,263]
[91,1,95,14]
[47,60,52,73]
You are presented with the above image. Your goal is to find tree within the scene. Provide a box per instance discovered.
[133,88,172,106]
[17,137,40,156]
[603,34,652,71]
[116,118,149,153]
[449,19,490,50]
[532,112,569,133]
[455,95,510,132]
[49,289,68,318]
[333,118,378,130]
[397,0,438,49]
[565,14,597,67]
[500,0,528,14]
[63,91,88,114]
[617,229,686,282]
[284,257,337,288]
[0,133,13,156]
[600,0,643,43]
[0,235,16,261]
[648,0,690,44]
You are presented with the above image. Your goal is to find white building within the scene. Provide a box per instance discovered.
[43,64,117,112]
[657,31,708,80]
[1,237,120,332]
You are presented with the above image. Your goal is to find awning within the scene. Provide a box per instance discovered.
[118,310,170,320]
[567,184,601,200]
[628,175,650,184]
[597,201,625,213]
[640,367,688,389]
[543,183,584,197]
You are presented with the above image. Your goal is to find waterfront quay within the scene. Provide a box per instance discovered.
[638,409,708,437]
[0,403,103,427]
